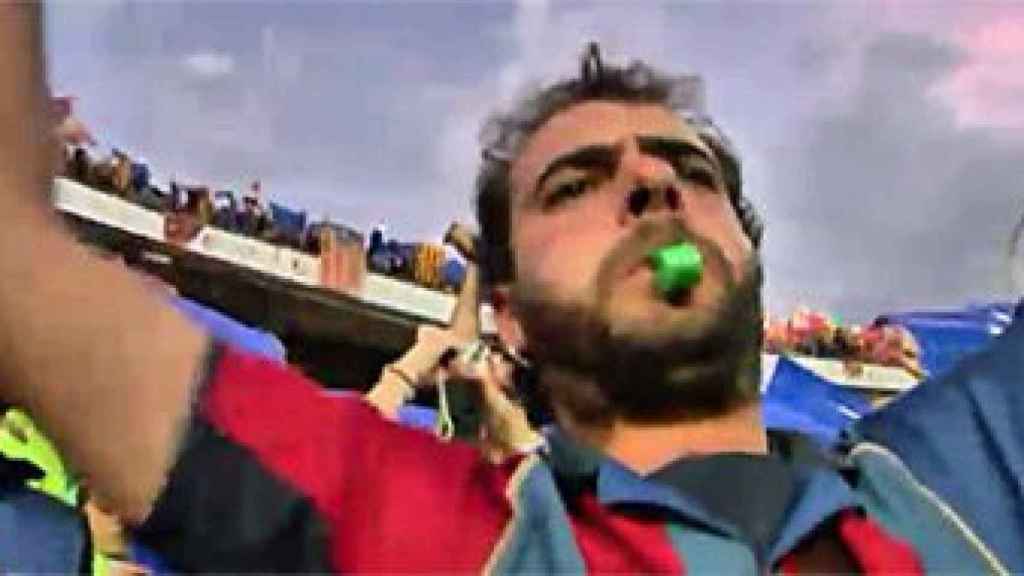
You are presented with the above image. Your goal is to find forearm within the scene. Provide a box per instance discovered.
[0,5,208,523]
[364,367,415,420]
[449,263,480,339]
[479,380,541,453]
[0,226,208,523]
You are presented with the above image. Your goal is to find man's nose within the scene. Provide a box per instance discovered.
[618,143,683,222]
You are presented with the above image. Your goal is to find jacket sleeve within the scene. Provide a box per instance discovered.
[132,344,512,573]
[855,311,1024,572]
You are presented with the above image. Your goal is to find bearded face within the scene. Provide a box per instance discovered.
[497,101,762,427]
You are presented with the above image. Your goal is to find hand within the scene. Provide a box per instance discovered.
[443,222,477,263]
[392,325,470,387]
[445,348,512,394]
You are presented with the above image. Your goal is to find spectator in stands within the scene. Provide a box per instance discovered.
[110,148,132,198]
[68,146,90,183]
[89,152,116,193]
[368,225,385,255]
[194,186,214,225]
[133,184,167,213]
[211,190,239,231]
[129,158,150,195]
[3,11,1024,573]
[127,159,169,213]
[168,180,180,207]
[268,201,306,249]
[238,181,270,237]
[366,226,389,272]
[365,222,541,461]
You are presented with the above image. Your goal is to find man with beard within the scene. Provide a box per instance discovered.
[2,6,1023,573]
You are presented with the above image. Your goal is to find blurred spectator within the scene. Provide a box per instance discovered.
[168,180,181,208]
[90,153,117,193]
[110,149,132,198]
[368,226,385,255]
[268,202,307,249]
[67,146,90,183]
[762,309,924,377]
[194,186,213,225]
[134,184,167,213]
[239,181,271,237]
[130,158,151,194]
[211,190,240,232]
[164,185,212,244]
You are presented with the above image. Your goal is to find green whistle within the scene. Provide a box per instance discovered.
[648,242,703,298]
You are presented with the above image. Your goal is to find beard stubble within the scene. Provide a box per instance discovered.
[511,220,764,427]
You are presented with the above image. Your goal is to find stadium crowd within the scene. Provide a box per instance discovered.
[57,126,469,294]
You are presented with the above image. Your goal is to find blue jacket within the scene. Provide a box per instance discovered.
[856,303,1024,572]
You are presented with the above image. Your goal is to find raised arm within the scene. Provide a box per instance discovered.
[0,4,208,523]
[365,222,480,418]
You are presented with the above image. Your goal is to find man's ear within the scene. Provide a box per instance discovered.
[489,284,526,352]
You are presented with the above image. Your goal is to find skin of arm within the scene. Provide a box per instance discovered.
[472,354,543,459]
[366,222,540,457]
[365,223,479,419]
[0,4,208,524]
[364,325,466,419]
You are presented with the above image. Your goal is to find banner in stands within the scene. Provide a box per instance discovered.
[318,224,366,293]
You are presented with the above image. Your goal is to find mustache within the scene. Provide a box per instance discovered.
[593,219,732,301]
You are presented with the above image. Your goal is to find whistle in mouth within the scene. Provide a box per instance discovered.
[647,242,703,299]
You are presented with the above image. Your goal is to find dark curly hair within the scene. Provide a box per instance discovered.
[475,43,764,286]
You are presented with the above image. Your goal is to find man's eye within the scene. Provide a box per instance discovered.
[682,166,718,190]
[544,177,592,208]
[676,158,720,192]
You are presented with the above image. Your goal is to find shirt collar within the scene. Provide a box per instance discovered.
[543,428,739,537]
[768,466,861,562]
[544,427,862,557]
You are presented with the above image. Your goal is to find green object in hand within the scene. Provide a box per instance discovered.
[648,242,703,299]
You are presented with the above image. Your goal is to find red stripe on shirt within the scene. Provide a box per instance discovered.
[569,492,684,574]
[837,510,924,575]
[201,346,514,572]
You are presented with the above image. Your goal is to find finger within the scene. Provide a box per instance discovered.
[438,346,460,369]
[444,356,477,381]
[431,365,449,387]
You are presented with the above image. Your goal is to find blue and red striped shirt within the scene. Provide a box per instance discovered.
[135,328,1022,573]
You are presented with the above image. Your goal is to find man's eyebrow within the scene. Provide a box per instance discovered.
[534,144,620,196]
[636,135,716,167]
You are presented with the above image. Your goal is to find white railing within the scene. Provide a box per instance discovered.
[51,178,496,331]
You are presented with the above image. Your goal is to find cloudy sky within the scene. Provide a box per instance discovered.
[45,1,1024,321]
